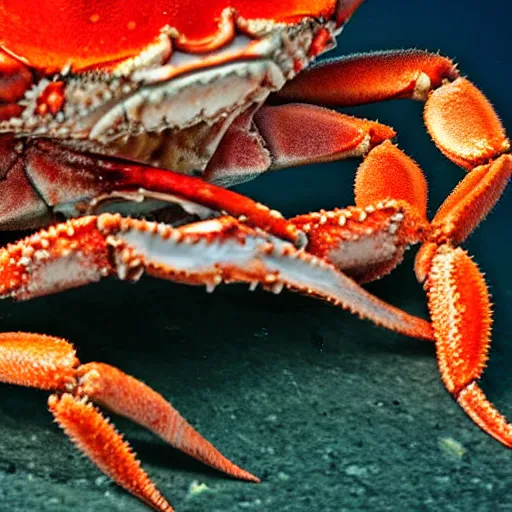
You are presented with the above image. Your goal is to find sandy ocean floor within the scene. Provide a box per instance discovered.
[0,269,511,512]
[0,1,511,511]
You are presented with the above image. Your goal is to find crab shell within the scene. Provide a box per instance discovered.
[0,1,362,177]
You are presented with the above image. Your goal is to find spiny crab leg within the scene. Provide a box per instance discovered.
[0,209,435,508]
[415,154,512,446]
[262,48,512,445]
[0,332,259,512]
[294,138,512,445]
[0,213,432,339]
[274,49,510,172]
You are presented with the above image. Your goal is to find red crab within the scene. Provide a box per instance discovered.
[0,0,510,510]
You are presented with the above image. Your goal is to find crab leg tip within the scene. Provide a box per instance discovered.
[457,382,512,448]
[77,362,258,483]
[48,393,174,512]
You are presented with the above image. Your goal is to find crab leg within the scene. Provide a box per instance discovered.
[0,206,434,507]
[204,51,510,196]
[0,332,259,512]
[0,213,432,339]
[415,154,512,445]
[275,50,460,107]
[286,125,512,446]
[203,103,395,185]
[268,50,512,445]
[0,210,436,503]
[274,49,510,171]
[0,138,304,246]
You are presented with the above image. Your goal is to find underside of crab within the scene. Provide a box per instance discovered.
[0,1,510,511]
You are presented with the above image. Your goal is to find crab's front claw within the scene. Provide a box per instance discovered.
[415,155,512,446]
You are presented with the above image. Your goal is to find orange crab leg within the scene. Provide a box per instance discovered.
[346,145,511,445]
[275,50,510,170]
[353,140,428,216]
[75,361,258,480]
[274,51,512,446]
[49,394,173,511]
[0,211,433,507]
[290,141,429,284]
[203,103,395,185]
[0,332,258,512]
[423,241,512,447]
[0,214,433,339]
[0,138,307,244]
[253,104,394,169]
[415,155,512,280]
[275,50,458,106]
[0,333,173,511]
[413,155,512,445]
[287,127,511,446]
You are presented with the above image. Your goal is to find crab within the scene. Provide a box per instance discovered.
[0,0,510,510]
